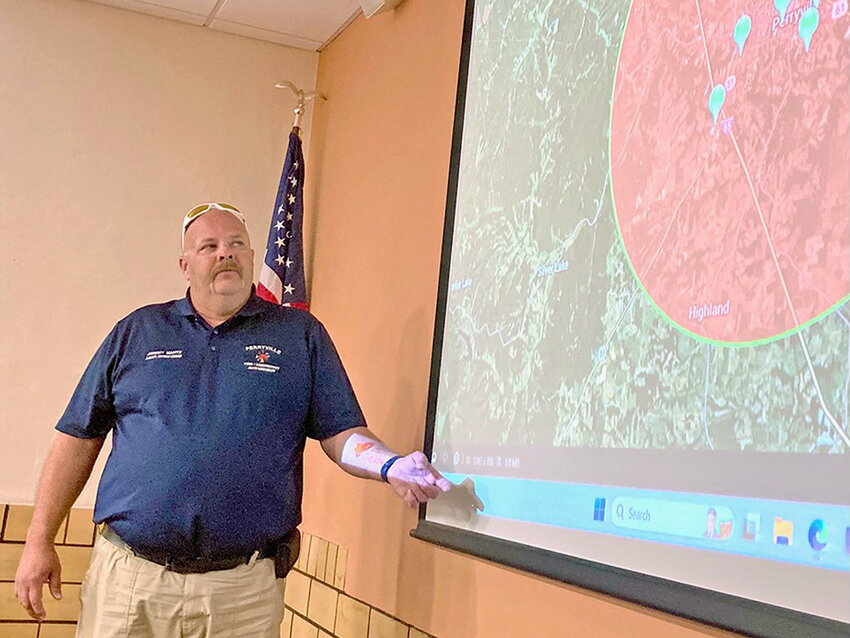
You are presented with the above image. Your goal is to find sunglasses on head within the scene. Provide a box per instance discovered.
[184,202,242,221]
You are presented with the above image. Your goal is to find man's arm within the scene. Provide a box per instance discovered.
[15,432,105,621]
[320,427,451,509]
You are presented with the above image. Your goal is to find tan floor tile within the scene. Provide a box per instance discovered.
[335,594,369,638]
[3,506,65,543]
[322,544,338,585]
[306,579,337,632]
[283,569,311,616]
[280,608,293,637]
[0,582,81,622]
[333,547,348,590]
[290,613,319,638]
[65,508,96,546]
[0,623,39,638]
[39,624,79,638]
[318,631,333,638]
[408,629,431,638]
[368,609,408,638]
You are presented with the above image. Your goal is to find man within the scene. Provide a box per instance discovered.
[15,202,450,637]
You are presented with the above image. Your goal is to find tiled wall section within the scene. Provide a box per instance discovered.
[0,506,433,638]
[282,532,433,638]
[0,504,96,637]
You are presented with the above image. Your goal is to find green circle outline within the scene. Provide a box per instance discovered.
[606,0,850,348]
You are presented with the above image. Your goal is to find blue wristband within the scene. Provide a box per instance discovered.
[380,455,402,482]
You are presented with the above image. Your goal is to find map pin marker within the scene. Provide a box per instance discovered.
[709,85,726,125]
[799,7,819,52]
[775,0,791,21]
[734,15,752,56]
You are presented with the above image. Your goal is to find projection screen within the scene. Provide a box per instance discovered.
[415,1,850,636]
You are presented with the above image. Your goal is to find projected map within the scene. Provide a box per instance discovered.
[435,0,850,454]
[612,0,849,344]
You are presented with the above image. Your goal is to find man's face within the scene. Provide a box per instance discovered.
[179,210,254,299]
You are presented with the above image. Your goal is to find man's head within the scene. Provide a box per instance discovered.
[179,203,254,309]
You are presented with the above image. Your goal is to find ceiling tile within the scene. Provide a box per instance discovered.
[214,0,360,45]
[86,0,218,25]
[208,19,323,50]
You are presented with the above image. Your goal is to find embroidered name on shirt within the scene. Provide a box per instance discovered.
[145,350,183,361]
[244,345,281,373]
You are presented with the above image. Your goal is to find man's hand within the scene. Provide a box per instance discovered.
[322,428,452,507]
[386,451,452,509]
[15,541,63,621]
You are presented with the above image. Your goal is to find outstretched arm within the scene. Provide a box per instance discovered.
[15,432,105,620]
[320,427,451,508]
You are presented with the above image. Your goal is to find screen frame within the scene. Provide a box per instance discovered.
[413,1,850,636]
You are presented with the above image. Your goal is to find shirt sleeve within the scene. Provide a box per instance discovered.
[305,320,367,440]
[55,323,122,439]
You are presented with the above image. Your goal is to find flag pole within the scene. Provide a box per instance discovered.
[274,81,327,137]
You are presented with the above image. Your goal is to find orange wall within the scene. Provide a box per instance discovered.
[303,2,741,637]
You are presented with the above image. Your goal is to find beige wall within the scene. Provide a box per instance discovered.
[302,2,741,637]
[0,0,317,505]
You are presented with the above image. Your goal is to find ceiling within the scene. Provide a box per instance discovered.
[87,0,363,51]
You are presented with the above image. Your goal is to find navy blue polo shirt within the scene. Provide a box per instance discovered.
[56,289,365,560]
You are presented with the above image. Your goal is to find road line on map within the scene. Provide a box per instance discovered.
[562,286,640,437]
[694,0,714,85]
[795,332,850,446]
[845,320,849,432]
[729,132,850,448]
[729,132,799,325]
[703,343,714,450]
[615,50,661,167]
[639,147,713,283]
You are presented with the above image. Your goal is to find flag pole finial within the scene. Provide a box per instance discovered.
[274,81,327,134]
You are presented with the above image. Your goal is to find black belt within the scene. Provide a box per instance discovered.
[100,525,278,575]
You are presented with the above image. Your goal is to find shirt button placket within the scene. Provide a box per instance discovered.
[210,328,220,352]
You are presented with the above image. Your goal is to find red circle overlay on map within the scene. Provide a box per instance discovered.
[611,0,849,343]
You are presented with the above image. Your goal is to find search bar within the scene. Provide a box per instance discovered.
[611,497,733,540]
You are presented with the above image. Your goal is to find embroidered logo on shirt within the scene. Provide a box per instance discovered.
[244,345,281,373]
[145,349,183,361]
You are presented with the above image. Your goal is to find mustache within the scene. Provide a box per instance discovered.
[212,259,242,277]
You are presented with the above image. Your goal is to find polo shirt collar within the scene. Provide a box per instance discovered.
[173,285,270,320]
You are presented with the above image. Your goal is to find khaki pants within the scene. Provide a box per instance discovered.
[76,533,286,637]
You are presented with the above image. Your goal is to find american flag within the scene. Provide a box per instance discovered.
[258,130,308,310]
